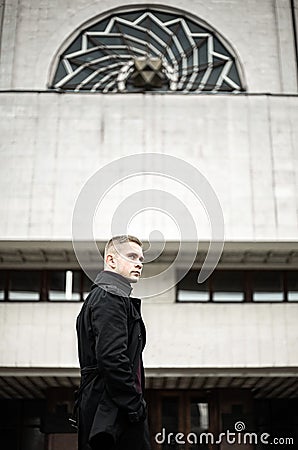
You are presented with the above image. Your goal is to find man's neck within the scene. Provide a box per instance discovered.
[94,270,132,297]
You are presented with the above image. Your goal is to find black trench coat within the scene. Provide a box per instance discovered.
[76,271,148,450]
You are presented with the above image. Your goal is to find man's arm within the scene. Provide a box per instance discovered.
[90,289,145,419]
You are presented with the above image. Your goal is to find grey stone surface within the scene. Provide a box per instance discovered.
[1,92,298,241]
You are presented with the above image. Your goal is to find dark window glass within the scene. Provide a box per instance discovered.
[212,271,244,302]
[287,272,298,301]
[73,271,82,301]
[9,271,40,301]
[0,271,5,300]
[48,271,81,301]
[22,426,45,450]
[177,270,209,302]
[22,400,46,450]
[87,17,109,33]
[161,397,179,449]
[0,399,46,450]
[251,271,283,302]
[227,63,241,87]
[190,399,209,449]
[154,11,176,22]
[206,64,224,89]
[214,39,230,57]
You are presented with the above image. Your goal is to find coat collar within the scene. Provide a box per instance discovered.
[92,270,132,297]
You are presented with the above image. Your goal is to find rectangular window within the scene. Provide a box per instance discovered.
[251,271,284,302]
[176,269,296,303]
[190,400,209,449]
[177,270,209,302]
[1,268,297,303]
[9,271,41,301]
[212,271,244,302]
[147,391,211,450]
[287,272,298,301]
[48,271,81,301]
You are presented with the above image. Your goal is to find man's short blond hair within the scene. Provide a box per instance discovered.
[104,235,143,258]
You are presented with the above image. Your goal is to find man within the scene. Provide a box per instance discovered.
[76,235,151,450]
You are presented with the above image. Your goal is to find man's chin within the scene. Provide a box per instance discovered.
[129,277,139,283]
[127,274,140,283]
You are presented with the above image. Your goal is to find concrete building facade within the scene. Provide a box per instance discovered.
[1,1,298,449]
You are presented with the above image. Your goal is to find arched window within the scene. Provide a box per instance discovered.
[50,7,245,93]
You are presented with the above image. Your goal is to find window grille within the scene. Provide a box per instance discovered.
[51,8,245,93]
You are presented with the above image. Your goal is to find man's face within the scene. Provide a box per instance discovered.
[108,241,144,283]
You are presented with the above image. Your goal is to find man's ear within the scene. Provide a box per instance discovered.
[106,253,116,269]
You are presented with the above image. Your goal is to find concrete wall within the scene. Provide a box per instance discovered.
[0,0,297,93]
[1,92,298,241]
[0,300,297,369]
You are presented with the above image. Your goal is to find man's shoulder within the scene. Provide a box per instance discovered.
[87,285,130,307]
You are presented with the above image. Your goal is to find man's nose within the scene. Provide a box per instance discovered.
[135,260,143,269]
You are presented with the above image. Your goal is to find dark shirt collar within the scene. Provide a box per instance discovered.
[93,270,132,297]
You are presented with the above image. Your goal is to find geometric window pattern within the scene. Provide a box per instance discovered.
[51,8,244,93]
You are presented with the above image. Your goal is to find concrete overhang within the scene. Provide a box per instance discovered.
[0,367,297,399]
[1,241,298,269]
